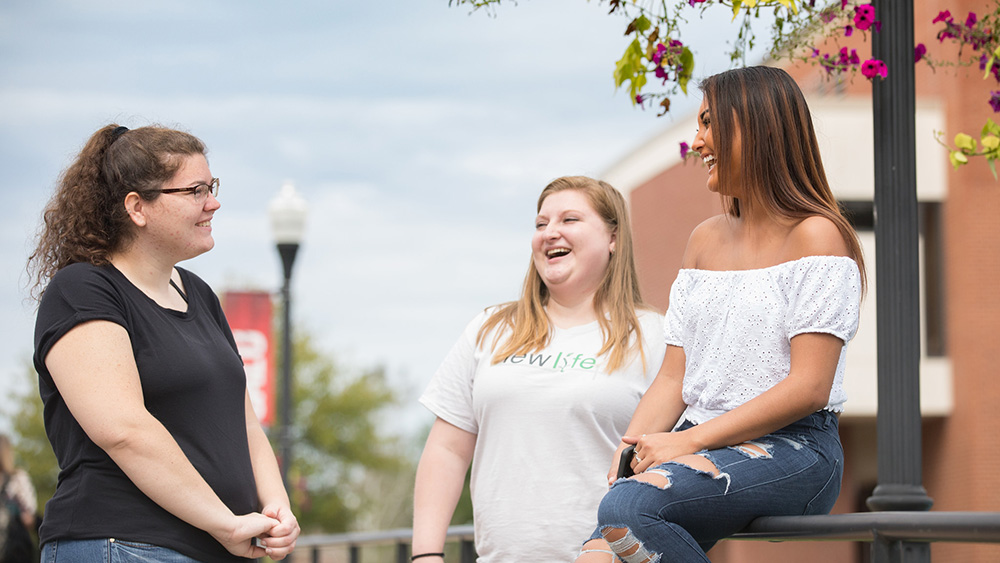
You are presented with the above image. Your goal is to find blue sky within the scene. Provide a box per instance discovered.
[0,0,768,434]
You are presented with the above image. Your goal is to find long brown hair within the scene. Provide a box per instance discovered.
[27,124,206,300]
[477,176,650,373]
[701,66,867,291]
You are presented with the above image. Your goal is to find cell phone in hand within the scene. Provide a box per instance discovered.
[616,445,636,479]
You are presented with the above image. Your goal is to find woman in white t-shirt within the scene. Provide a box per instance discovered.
[577,66,866,563]
[413,176,666,562]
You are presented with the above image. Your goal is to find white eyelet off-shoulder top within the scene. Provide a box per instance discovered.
[664,255,862,425]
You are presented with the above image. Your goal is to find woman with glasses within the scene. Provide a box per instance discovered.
[28,124,298,562]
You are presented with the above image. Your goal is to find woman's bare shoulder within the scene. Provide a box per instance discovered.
[682,214,730,268]
[786,215,851,259]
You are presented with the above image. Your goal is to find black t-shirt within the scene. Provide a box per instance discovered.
[33,263,258,562]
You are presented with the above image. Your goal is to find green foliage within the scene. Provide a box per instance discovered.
[276,331,412,533]
[4,365,58,516]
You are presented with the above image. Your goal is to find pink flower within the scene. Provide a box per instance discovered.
[688,0,707,6]
[845,25,854,37]
[680,142,690,158]
[932,10,951,25]
[861,59,888,79]
[854,4,876,31]
[841,0,849,9]
[636,94,645,107]
[914,43,927,63]
[966,12,978,28]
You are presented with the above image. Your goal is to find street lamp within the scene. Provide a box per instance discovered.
[268,181,307,492]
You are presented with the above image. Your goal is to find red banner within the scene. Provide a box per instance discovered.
[222,291,275,427]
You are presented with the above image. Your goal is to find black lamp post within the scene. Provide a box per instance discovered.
[268,181,307,493]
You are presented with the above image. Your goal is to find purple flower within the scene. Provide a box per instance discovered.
[850,49,860,65]
[932,10,951,25]
[636,94,645,107]
[680,142,690,159]
[914,43,927,63]
[990,91,1000,112]
[841,0,849,9]
[861,59,888,79]
[811,48,820,58]
[854,4,876,31]
[966,12,978,28]
[845,25,854,37]
[688,0,707,6]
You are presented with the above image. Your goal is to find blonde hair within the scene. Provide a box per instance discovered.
[477,176,649,373]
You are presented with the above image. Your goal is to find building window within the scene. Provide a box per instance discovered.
[839,200,946,357]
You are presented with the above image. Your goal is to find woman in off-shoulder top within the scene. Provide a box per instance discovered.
[576,66,866,563]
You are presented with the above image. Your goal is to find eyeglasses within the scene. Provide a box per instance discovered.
[157,178,220,201]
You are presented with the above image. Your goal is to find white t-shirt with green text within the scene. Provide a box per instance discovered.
[420,308,666,562]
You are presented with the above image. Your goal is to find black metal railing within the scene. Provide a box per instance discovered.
[295,513,1000,563]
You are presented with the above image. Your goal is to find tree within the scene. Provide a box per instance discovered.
[277,330,413,533]
[2,363,58,516]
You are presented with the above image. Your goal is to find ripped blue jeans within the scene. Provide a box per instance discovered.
[590,410,843,563]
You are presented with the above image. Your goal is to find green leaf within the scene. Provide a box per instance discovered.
[989,157,998,180]
[954,133,977,152]
[982,134,1000,151]
[982,118,1000,138]
[678,47,695,95]
[635,15,651,33]
[613,38,644,89]
[732,0,743,20]
[629,73,648,104]
[950,150,969,168]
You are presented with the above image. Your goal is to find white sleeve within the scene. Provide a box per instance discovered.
[786,257,862,342]
[418,311,490,435]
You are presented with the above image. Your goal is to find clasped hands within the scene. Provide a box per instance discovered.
[219,505,300,560]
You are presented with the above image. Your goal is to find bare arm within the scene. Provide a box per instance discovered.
[244,391,299,559]
[412,418,476,558]
[630,332,843,473]
[606,344,687,483]
[45,320,276,558]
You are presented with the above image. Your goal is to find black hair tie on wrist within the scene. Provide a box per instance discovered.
[411,553,444,561]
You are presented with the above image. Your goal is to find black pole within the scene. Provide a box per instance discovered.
[866,0,933,514]
[278,242,299,493]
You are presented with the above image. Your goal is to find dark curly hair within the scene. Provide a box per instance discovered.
[27,124,206,300]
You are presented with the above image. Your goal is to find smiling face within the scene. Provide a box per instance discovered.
[691,98,742,196]
[137,153,221,262]
[531,189,615,299]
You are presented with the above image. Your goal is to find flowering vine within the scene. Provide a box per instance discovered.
[451,0,1000,175]
[924,7,1000,177]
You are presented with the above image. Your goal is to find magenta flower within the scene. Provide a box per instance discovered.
[991,91,1000,112]
[854,4,876,31]
[636,94,645,107]
[688,0,706,6]
[680,142,690,159]
[841,0,849,9]
[845,25,853,37]
[861,59,888,79]
[914,43,927,63]
[932,10,951,25]
[966,12,978,28]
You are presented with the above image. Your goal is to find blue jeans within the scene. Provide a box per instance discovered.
[592,411,843,563]
[41,538,201,563]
